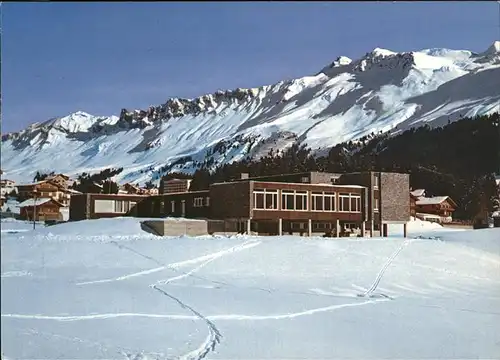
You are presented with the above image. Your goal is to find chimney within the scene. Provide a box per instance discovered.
[240,173,249,180]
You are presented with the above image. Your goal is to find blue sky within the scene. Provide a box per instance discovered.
[2,1,498,133]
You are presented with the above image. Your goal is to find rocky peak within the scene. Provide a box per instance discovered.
[118,87,259,124]
[353,50,415,72]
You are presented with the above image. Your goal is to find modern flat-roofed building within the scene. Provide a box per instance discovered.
[137,171,410,237]
[70,171,411,237]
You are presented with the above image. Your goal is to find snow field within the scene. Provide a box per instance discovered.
[1,217,499,359]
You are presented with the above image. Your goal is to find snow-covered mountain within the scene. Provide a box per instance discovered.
[2,42,499,185]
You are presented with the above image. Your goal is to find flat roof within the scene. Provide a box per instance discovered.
[232,171,342,181]
[152,190,209,197]
[212,180,366,189]
[79,193,148,197]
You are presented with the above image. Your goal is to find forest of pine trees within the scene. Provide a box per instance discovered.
[71,167,123,194]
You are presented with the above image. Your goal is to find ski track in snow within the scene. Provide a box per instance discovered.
[1,298,388,322]
[152,241,262,287]
[153,285,222,360]
[3,237,395,360]
[359,239,412,298]
[76,240,261,286]
[74,239,261,360]
[110,240,164,266]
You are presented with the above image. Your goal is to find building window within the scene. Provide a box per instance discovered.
[205,197,210,207]
[339,193,361,213]
[374,198,379,212]
[281,191,295,210]
[311,192,336,212]
[160,201,164,213]
[280,190,308,211]
[350,196,361,213]
[344,223,357,230]
[301,177,309,183]
[254,191,265,209]
[170,201,175,213]
[324,193,335,211]
[115,200,129,213]
[292,222,306,230]
[193,197,204,207]
[312,192,323,211]
[94,199,115,213]
[339,193,350,212]
[295,191,308,210]
[253,189,278,210]
[373,175,379,189]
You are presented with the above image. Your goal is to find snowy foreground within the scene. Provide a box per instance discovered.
[1,218,499,359]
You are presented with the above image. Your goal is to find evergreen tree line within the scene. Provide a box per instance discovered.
[71,167,124,194]
[33,171,56,182]
[167,113,500,220]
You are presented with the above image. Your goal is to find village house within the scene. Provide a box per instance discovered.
[410,188,457,223]
[45,174,71,189]
[118,183,141,195]
[18,198,65,221]
[145,187,159,195]
[16,179,81,208]
[415,196,457,223]
[118,183,158,195]
[0,179,17,196]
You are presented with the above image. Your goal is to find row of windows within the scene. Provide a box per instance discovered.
[157,196,210,213]
[290,222,359,230]
[253,189,363,213]
[193,197,210,208]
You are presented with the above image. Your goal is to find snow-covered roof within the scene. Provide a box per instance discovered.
[16,180,48,187]
[47,174,70,180]
[411,189,426,197]
[416,196,450,206]
[165,178,191,183]
[18,198,55,207]
[64,188,82,194]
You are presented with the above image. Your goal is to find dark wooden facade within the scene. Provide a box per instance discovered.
[415,197,457,220]
[20,199,64,221]
[137,190,210,218]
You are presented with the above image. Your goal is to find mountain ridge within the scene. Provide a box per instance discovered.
[2,42,499,185]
